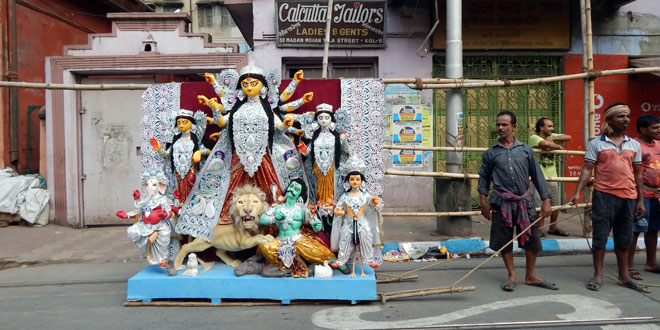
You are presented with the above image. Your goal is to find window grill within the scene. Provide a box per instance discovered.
[433,56,564,207]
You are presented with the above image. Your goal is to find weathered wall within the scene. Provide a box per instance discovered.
[13,1,113,174]
[569,0,660,56]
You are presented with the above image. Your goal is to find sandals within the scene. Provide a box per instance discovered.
[527,280,559,290]
[501,281,517,292]
[618,279,650,293]
[629,268,644,281]
[646,266,660,274]
[586,277,602,291]
[547,229,570,237]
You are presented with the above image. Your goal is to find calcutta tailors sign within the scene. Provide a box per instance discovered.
[276,0,386,48]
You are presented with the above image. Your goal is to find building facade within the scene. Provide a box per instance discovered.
[0,0,152,175]
[144,0,248,50]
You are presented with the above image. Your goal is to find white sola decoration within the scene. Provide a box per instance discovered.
[340,79,385,196]
[141,83,180,192]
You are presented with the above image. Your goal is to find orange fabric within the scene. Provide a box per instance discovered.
[218,152,282,224]
[313,163,335,208]
[594,149,638,199]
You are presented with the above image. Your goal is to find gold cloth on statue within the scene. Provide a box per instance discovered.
[258,235,336,278]
[314,163,335,208]
[218,152,283,224]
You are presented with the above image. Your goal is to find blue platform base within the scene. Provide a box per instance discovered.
[126,264,377,305]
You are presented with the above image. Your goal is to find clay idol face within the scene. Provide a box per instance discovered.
[348,174,362,190]
[317,113,332,128]
[240,77,263,97]
[177,118,192,132]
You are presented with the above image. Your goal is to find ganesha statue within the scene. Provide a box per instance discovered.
[117,169,179,273]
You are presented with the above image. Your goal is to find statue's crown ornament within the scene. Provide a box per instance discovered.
[239,61,264,76]
[140,168,169,185]
[177,109,194,118]
[343,155,366,175]
[316,103,333,113]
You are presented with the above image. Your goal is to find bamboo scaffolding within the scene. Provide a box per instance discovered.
[384,169,580,182]
[581,0,595,235]
[0,66,657,93]
[0,81,151,90]
[383,144,585,155]
[381,66,660,89]
[379,285,476,303]
[380,202,590,217]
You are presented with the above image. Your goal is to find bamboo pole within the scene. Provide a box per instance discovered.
[383,144,585,155]
[380,203,591,218]
[379,285,476,303]
[2,67,659,92]
[384,169,580,182]
[582,0,595,236]
[382,77,491,84]
[381,67,660,89]
[0,81,151,90]
[376,274,419,283]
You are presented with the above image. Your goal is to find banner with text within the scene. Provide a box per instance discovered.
[276,0,387,48]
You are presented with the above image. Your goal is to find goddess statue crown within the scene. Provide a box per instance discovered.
[343,155,366,175]
[239,61,264,76]
[177,109,194,118]
[316,103,333,113]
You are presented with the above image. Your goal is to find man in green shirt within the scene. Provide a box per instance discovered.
[529,117,572,237]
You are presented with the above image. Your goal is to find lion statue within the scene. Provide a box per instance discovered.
[173,184,274,270]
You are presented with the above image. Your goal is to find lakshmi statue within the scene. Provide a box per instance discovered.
[331,155,384,277]
[298,103,349,237]
[257,178,336,278]
[150,109,209,204]
[176,63,314,242]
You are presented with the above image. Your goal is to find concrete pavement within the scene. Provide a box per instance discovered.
[0,208,644,266]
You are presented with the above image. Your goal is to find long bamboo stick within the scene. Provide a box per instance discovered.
[0,81,151,90]
[1,66,658,92]
[383,144,585,155]
[384,169,580,182]
[379,285,476,303]
[386,67,660,89]
[380,203,591,217]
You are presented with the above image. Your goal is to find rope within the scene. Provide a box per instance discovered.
[378,204,588,283]
[414,77,424,90]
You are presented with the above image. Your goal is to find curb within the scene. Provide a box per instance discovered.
[383,237,656,257]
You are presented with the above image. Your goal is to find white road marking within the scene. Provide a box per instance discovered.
[311,294,622,329]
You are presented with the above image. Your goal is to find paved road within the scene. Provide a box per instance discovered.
[1,254,659,330]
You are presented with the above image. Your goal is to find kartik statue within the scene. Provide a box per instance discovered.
[331,155,384,277]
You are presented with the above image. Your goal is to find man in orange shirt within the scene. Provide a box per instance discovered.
[627,114,660,281]
[569,103,647,292]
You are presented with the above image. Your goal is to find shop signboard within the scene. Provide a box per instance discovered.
[276,0,386,48]
[433,0,569,50]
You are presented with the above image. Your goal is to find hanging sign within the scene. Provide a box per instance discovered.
[276,0,387,48]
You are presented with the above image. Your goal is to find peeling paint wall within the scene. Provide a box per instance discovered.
[569,1,660,56]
